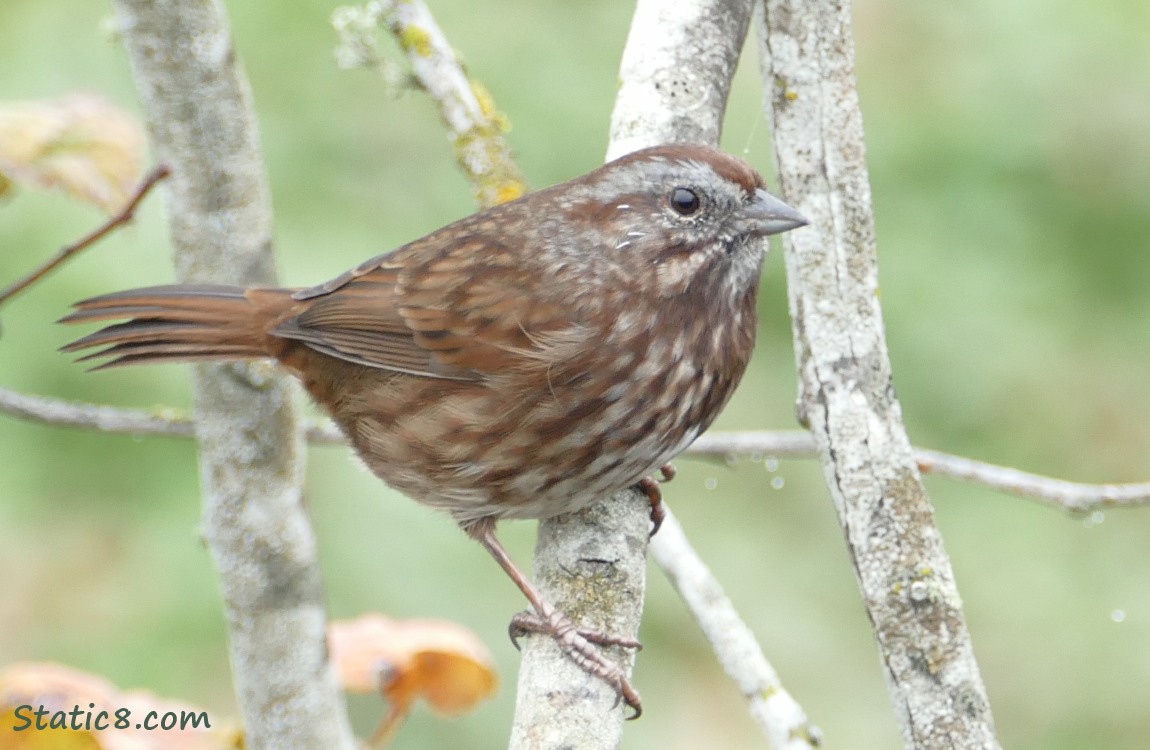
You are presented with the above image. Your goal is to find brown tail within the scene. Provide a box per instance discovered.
[60,284,295,369]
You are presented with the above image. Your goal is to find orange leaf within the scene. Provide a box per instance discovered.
[329,614,498,747]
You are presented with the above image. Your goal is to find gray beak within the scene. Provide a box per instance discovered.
[745,188,808,236]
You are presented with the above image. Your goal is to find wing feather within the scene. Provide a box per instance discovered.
[271,231,591,381]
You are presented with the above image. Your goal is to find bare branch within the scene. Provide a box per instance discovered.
[691,432,1150,511]
[688,429,819,459]
[913,448,1150,513]
[608,0,754,159]
[0,165,169,309]
[0,387,194,438]
[0,387,347,444]
[7,382,1147,515]
[332,0,526,208]
[503,1,761,746]
[650,505,821,749]
[111,0,354,748]
[758,1,1002,746]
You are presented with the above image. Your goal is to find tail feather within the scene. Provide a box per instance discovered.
[60,284,294,369]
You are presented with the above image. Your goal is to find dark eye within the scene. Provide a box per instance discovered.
[669,187,701,216]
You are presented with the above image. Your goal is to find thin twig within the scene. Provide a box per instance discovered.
[3,388,1147,513]
[0,165,170,308]
[688,430,818,459]
[0,387,345,444]
[0,388,194,438]
[691,431,1150,511]
[650,505,821,749]
[913,447,1150,513]
[332,0,525,208]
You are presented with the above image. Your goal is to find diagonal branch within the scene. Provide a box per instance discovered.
[0,165,169,309]
[332,0,526,208]
[758,0,1002,746]
[649,505,821,748]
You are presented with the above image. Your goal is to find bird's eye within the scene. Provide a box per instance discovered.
[669,187,701,216]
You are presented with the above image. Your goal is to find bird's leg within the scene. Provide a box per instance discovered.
[634,462,676,536]
[465,517,643,718]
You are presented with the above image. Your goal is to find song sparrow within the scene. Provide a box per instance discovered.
[61,144,806,715]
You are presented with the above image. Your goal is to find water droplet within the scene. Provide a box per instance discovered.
[1111,609,1127,623]
[771,476,785,490]
[1090,511,1105,525]
[765,457,779,472]
[703,478,718,490]
[724,453,738,467]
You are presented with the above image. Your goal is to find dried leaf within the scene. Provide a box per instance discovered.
[0,95,145,213]
[329,614,497,746]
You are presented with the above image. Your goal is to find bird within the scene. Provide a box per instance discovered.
[60,143,807,715]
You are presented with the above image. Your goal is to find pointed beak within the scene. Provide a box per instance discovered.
[744,188,808,236]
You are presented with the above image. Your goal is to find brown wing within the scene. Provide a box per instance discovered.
[272,234,587,380]
[273,261,453,377]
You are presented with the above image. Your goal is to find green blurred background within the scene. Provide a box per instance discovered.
[2,0,1148,747]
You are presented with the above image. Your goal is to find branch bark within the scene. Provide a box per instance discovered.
[757,1,1001,747]
[112,1,354,748]
[509,0,756,746]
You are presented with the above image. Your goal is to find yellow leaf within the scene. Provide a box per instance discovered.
[0,95,144,214]
[0,707,104,749]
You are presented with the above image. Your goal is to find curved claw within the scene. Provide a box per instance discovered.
[636,476,666,537]
[506,608,643,717]
[508,614,526,651]
[623,687,643,720]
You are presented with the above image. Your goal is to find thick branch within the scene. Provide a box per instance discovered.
[757,1,1001,747]
[510,0,757,746]
[608,0,754,159]
[111,1,354,748]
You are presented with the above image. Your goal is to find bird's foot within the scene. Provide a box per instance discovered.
[509,605,643,718]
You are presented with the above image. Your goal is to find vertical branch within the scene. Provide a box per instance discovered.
[112,1,355,748]
[756,1,1001,747]
[510,0,755,747]
[608,0,754,159]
